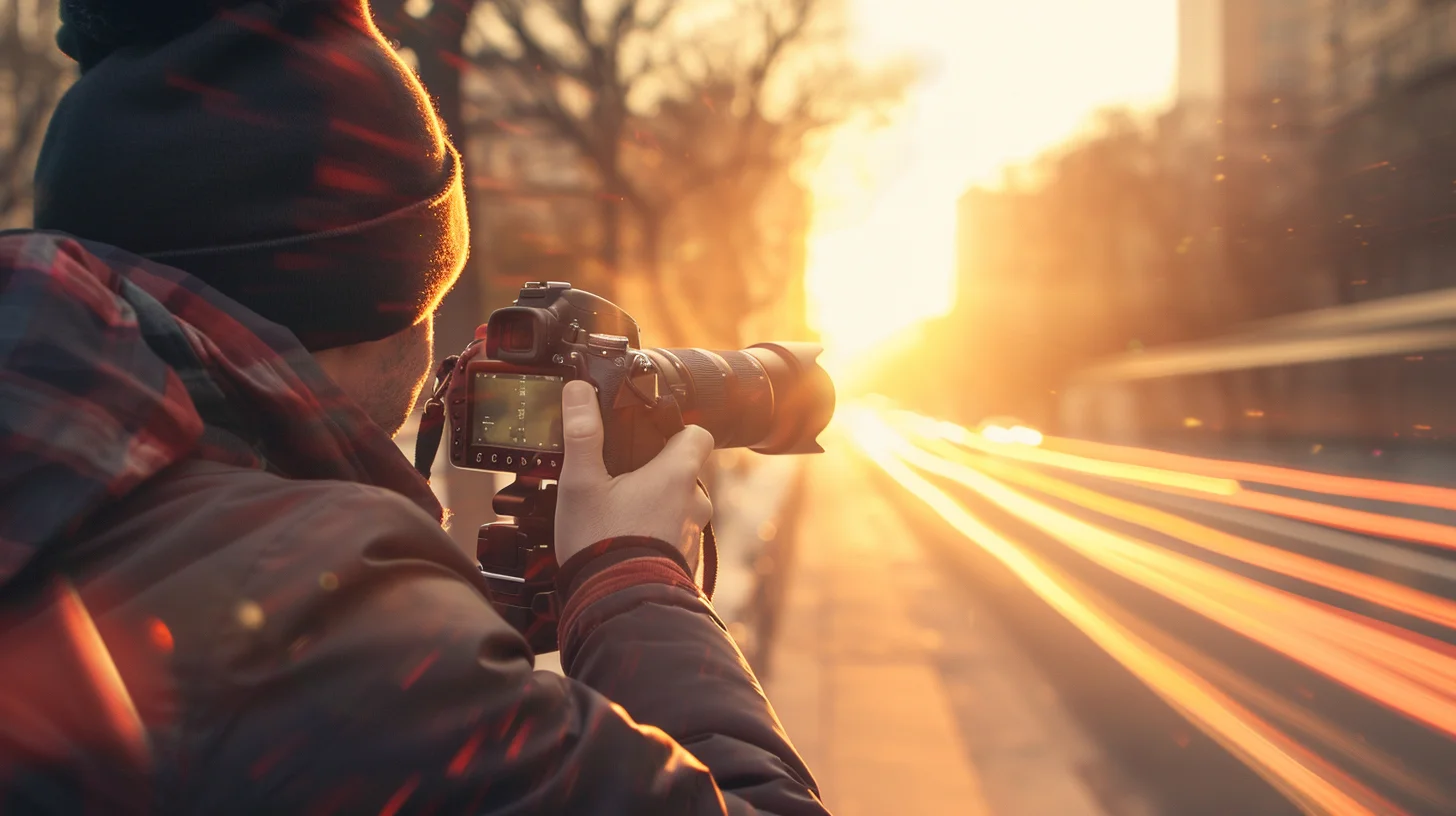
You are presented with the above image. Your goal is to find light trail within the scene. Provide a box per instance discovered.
[843,406,1408,816]
[897,432,1456,632]
[890,410,1243,496]
[1223,490,1456,554]
[910,412,1456,552]
[1043,436,1456,513]
[883,427,1456,738]
[1150,631,1456,813]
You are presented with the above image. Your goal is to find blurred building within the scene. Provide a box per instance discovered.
[1319,0,1456,301]
[1057,1,1456,453]
[924,1,1335,429]
[1175,0,1324,138]
[1170,0,1332,324]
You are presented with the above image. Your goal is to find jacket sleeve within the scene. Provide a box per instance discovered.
[181,485,828,816]
[558,554,824,814]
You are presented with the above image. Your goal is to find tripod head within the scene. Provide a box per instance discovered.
[477,477,562,654]
[475,472,719,655]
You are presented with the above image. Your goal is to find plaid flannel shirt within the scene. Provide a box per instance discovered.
[0,229,443,584]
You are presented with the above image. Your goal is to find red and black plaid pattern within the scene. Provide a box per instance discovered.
[0,230,443,583]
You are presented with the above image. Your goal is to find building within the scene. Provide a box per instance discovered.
[1175,0,1324,132]
[1171,0,1333,326]
[927,2,1333,429]
[1055,1,1456,452]
[1319,0,1456,302]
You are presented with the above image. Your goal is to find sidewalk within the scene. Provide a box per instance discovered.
[764,444,1117,816]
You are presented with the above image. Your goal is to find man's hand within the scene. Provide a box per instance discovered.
[555,380,714,572]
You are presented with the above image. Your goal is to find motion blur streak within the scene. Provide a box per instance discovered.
[1045,436,1456,513]
[894,411,1242,496]
[906,436,1456,631]
[842,405,1403,816]
[921,414,1456,552]
[886,429,1456,738]
[1223,491,1456,554]
[56,582,150,767]
[1169,644,1455,812]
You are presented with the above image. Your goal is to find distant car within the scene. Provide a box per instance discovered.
[976,416,1044,446]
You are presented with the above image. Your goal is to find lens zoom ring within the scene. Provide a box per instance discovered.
[673,349,732,441]
[722,351,773,446]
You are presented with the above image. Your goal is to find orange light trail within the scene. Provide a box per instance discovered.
[842,406,1407,816]
[1222,490,1456,553]
[884,429,1456,738]
[893,410,1243,496]
[913,413,1456,552]
[910,438,1456,632]
[1045,436,1456,513]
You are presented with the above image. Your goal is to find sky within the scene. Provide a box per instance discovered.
[804,0,1180,373]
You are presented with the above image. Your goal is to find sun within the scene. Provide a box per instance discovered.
[802,0,1177,380]
[802,114,958,379]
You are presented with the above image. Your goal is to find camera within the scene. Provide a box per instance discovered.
[423,281,835,652]
[446,281,834,476]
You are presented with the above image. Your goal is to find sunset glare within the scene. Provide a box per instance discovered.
[804,1,1178,375]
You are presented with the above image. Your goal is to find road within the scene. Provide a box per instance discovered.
[763,404,1456,816]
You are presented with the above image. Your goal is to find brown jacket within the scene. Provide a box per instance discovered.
[1,457,825,814]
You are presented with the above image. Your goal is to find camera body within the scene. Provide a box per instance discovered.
[445,281,681,480]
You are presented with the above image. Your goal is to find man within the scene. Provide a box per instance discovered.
[0,0,826,813]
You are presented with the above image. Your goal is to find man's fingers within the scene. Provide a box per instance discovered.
[692,491,713,529]
[559,381,608,486]
[654,425,715,481]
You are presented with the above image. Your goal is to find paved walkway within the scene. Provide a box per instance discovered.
[764,444,1116,816]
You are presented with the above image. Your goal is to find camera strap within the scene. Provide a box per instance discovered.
[697,480,719,601]
[644,392,717,601]
[413,356,458,482]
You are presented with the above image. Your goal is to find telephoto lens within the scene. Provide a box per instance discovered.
[641,342,835,454]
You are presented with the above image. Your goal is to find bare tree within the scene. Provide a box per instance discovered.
[632,11,912,343]
[461,0,683,292]
[0,0,71,226]
[464,0,911,342]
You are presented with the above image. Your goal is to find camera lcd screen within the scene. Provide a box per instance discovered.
[470,373,565,451]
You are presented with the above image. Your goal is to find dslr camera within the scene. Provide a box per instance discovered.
[425,282,834,652]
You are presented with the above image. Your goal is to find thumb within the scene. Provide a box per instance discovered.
[559,380,608,486]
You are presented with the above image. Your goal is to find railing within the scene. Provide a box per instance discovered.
[1076,286,1456,382]
[1062,288,1456,454]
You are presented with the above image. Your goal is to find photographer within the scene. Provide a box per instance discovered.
[0,1,826,813]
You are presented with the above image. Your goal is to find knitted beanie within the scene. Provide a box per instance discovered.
[33,0,468,351]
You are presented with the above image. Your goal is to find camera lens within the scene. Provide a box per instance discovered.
[642,343,834,454]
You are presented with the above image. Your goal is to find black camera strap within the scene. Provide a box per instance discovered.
[644,392,718,600]
[697,480,719,601]
[413,356,458,482]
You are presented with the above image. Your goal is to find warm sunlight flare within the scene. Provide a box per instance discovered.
[803,1,1178,376]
